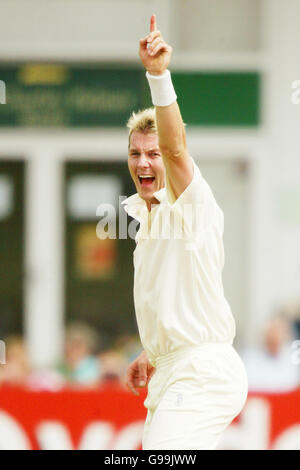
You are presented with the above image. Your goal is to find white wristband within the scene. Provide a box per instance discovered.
[146,69,177,107]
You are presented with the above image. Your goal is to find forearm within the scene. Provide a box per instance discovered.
[140,16,186,158]
[156,101,187,158]
[139,14,193,198]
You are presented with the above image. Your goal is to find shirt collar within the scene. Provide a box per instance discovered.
[121,193,145,222]
[121,188,167,221]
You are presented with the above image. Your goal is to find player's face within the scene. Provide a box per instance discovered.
[128,131,165,206]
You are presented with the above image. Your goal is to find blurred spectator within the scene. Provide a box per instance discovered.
[95,334,143,386]
[0,335,64,391]
[58,321,101,387]
[242,314,300,392]
[0,336,31,386]
[113,333,143,363]
[99,349,128,383]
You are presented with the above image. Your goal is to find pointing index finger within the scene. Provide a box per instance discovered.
[150,14,156,33]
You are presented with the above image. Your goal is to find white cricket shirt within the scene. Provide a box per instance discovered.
[122,158,236,364]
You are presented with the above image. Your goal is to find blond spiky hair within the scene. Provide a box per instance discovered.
[127,107,157,147]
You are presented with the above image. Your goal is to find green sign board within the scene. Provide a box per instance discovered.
[0,64,260,128]
[172,72,260,127]
[0,65,146,127]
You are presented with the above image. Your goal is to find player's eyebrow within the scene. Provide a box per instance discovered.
[129,148,160,154]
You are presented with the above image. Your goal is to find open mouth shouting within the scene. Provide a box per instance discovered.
[138,175,156,187]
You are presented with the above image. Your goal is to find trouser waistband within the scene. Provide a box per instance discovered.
[153,342,233,369]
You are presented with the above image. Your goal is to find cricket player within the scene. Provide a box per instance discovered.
[124,14,248,450]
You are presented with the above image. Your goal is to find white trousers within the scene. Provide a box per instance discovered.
[142,343,248,450]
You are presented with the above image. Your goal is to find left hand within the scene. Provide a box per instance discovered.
[139,14,172,76]
[126,350,155,396]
